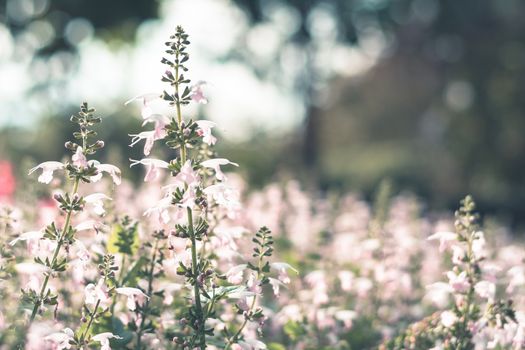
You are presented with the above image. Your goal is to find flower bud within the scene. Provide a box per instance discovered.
[64,141,77,150]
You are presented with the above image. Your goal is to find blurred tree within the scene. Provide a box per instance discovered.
[231,0,525,224]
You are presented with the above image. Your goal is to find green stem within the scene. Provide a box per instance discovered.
[136,239,159,350]
[188,208,206,349]
[29,177,80,323]
[224,255,263,349]
[80,298,101,343]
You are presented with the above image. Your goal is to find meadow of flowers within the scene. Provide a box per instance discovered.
[0,26,524,350]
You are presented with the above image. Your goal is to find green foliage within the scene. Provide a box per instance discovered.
[107,217,139,255]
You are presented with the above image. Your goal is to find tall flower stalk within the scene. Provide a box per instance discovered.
[21,103,120,323]
[126,26,290,349]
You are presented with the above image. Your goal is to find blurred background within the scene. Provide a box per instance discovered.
[1,0,524,227]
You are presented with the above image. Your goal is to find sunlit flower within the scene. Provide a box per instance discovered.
[226,264,247,285]
[88,161,122,185]
[200,158,238,181]
[84,193,112,216]
[85,280,111,308]
[268,277,285,297]
[125,92,161,119]
[28,161,64,184]
[195,120,217,145]
[144,196,175,224]
[116,287,149,311]
[270,262,297,284]
[72,147,87,168]
[474,280,495,300]
[44,328,74,350]
[441,311,458,328]
[191,81,208,104]
[130,158,169,182]
[129,130,166,156]
[447,270,470,293]
[92,332,123,350]
[428,231,457,252]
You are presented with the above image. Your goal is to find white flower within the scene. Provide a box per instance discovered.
[92,332,123,350]
[447,270,470,293]
[125,92,161,119]
[28,161,64,184]
[428,231,457,252]
[226,264,247,285]
[44,328,74,350]
[270,262,298,284]
[85,280,112,308]
[200,158,238,181]
[116,287,149,311]
[163,160,199,191]
[190,81,208,104]
[335,310,357,329]
[195,120,217,145]
[144,196,175,224]
[474,280,495,300]
[441,311,458,328]
[129,129,166,156]
[84,193,112,216]
[89,161,122,185]
[130,158,169,182]
[72,147,87,168]
[268,277,285,297]
[9,230,43,246]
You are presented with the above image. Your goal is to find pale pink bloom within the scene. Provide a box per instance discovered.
[143,196,175,224]
[204,184,240,208]
[44,328,74,350]
[226,264,247,285]
[129,130,166,156]
[168,234,187,252]
[73,240,90,262]
[428,231,457,252]
[441,311,458,328]
[472,231,487,259]
[507,266,525,293]
[268,277,285,297]
[125,92,161,119]
[335,310,357,329]
[9,230,43,248]
[247,273,262,294]
[270,262,297,284]
[72,147,87,168]
[85,280,111,308]
[451,244,466,265]
[75,220,108,234]
[474,280,495,300]
[160,283,183,305]
[191,81,208,104]
[92,332,123,350]
[116,287,149,311]
[200,158,238,181]
[142,113,170,128]
[425,282,453,307]
[195,120,217,145]
[338,271,355,292]
[84,193,112,216]
[447,271,470,293]
[237,339,267,350]
[130,158,169,182]
[28,161,64,184]
[171,160,199,189]
[90,162,122,185]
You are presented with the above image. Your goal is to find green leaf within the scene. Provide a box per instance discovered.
[268,343,287,350]
[107,223,139,255]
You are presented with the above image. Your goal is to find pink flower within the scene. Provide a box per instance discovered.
[195,120,217,145]
[72,147,87,168]
[129,130,166,156]
[335,310,357,329]
[203,184,241,217]
[125,92,161,119]
[474,280,495,300]
[44,328,74,350]
[0,160,15,200]
[9,230,44,248]
[441,311,458,328]
[130,158,169,182]
[85,280,111,308]
[84,193,112,216]
[226,264,247,285]
[447,271,470,293]
[116,287,149,311]
[89,161,122,185]
[428,231,457,252]
[92,332,123,350]
[144,196,175,224]
[338,271,354,292]
[75,220,108,234]
[28,161,64,184]
[164,160,199,190]
[190,81,208,104]
[200,158,238,181]
[271,262,297,284]
[268,277,285,297]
